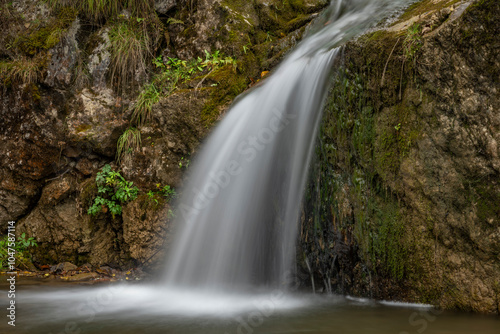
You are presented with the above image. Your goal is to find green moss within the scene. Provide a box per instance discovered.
[201,65,249,127]
[396,0,462,23]
[75,124,92,133]
[79,178,98,211]
[285,14,311,32]
[13,6,77,56]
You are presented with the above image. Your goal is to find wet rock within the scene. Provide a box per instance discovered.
[301,0,500,314]
[67,272,98,281]
[51,262,78,273]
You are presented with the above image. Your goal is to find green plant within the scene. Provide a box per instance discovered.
[116,127,142,163]
[403,23,422,65]
[265,31,273,42]
[178,157,190,169]
[166,17,184,25]
[108,20,150,93]
[202,50,237,70]
[159,184,176,200]
[0,233,38,270]
[146,190,159,204]
[88,164,139,218]
[0,55,46,86]
[131,83,159,126]
[46,0,120,20]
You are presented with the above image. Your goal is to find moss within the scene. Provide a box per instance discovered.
[285,14,311,32]
[138,193,166,213]
[360,198,408,280]
[75,124,92,133]
[79,178,98,210]
[396,0,462,23]
[201,65,249,127]
[13,6,77,56]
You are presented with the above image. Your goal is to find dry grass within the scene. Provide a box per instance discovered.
[0,55,45,85]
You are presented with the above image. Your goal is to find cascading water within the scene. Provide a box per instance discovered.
[8,2,418,329]
[163,0,408,292]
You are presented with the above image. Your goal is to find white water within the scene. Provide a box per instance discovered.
[9,0,414,325]
[163,0,408,291]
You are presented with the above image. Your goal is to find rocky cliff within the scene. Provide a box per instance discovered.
[0,0,328,268]
[0,0,498,314]
[300,0,500,314]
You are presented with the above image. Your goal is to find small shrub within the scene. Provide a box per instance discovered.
[88,164,139,218]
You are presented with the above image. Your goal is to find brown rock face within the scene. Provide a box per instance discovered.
[300,0,500,314]
[1,0,323,271]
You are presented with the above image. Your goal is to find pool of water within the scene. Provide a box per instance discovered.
[1,280,498,334]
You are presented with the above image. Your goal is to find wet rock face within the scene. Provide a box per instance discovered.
[301,0,500,314]
[1,1,325,269]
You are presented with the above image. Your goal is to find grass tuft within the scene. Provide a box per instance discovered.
[116,127,142,164]
[0,55,46,86]
[131,82,159,126]
[108,20,150,94]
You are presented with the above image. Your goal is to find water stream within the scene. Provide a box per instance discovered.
[163,0,407,292]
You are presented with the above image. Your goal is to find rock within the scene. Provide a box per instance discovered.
[44,19,80,87]
[40,176,73,206]
[66,88,128,157]
[154,0,177,14]
[0,170,39,230]
[75,158,94,175]
[87,28,112,89]
[51,262,78,273]
[300,0,500,313]
[121,89,210,189]
[122,197,172,266]
[67,272,98,281]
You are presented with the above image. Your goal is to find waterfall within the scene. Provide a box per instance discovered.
[163,0,407,291]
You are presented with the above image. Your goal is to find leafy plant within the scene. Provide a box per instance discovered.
[0,233,38,270]
[159,184,176,200]
[202,50,237,70]
[116,127,142,163]
[403,23,422,65]
[178,157,190,169]
[88,164,139,218]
